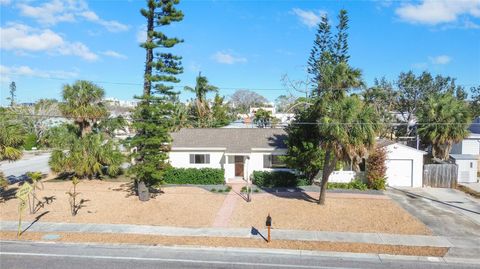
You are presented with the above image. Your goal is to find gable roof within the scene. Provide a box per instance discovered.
[376,138,426,154]
[171,128,287,153]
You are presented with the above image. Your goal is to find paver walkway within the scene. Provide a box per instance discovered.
[211,183,245,227]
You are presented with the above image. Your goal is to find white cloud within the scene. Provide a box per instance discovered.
[102,50,127,59]
[0,23,98,61]
[291,8,326,28]
[396,0,480,25]
[0,64,78,83]
[212,51,247,64]
[429,55,452,65]
[412,62,428,70]
[17,0,129,32]
[0,0,12,5]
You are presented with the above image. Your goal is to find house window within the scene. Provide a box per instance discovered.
[189,154,210,164]
[263,154,287,168]
[471,162,473,168]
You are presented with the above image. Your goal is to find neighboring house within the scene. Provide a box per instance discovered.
[451,117,480,173]
[377,140,426,188]
[169,128,290,182]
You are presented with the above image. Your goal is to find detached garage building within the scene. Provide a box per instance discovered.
[377,140,426,188]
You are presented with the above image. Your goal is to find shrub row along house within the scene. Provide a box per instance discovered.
[169,128,429,187]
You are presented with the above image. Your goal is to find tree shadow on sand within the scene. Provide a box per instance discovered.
[111,182,164,199]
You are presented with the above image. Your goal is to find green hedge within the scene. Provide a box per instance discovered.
[252,171,308,188]
[327,179,368,190]
[163,168,224,185]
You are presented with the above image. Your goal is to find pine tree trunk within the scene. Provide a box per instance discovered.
[143,4,154,97]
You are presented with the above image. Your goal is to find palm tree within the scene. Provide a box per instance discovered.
[60,80,108,137]
[49,133,123,179]
[316,96,379,204]
[0,108,26,161]
[184,72,218,127]
[313,59,378,205]
[417,92,471,160]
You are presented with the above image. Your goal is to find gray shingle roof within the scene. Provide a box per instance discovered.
[171,128,287,153]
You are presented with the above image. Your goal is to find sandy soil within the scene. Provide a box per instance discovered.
[0,181,226,227]
[1,181,430,235]
[0,231,448,257]
[228,192,431,235]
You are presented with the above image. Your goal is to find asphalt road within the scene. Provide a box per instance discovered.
[1,241,478,269]
[0,152,51,178]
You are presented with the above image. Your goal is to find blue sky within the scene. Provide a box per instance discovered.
[1,0,479,105]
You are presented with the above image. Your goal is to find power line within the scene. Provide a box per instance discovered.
[2,73,478,92]
[1,112,476,126]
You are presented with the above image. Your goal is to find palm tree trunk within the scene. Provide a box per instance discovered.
[319,149,337,205]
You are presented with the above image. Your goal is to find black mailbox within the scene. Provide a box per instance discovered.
[265,214,272,227]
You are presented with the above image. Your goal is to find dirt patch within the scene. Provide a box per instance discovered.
[229,192,431,235]
[0,231,447,257]
[0,181,226,227]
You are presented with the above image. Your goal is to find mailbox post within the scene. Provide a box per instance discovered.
[265,214,272,243]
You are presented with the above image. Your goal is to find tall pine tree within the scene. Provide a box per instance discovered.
[130,0,184,189]
[307,14,332,93]
[333,9,349,63]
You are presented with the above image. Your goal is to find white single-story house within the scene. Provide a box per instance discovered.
[377,140,427,188]
[450,154,478,183]
[169,128,291,183]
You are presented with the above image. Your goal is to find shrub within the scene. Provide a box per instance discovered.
[327,179,367,190]
[225,186,232,192]
[210,188,217,192]
[163,168,224,185]
[366,147,387,190]
[23,133,37,150]
[252,171,307,188]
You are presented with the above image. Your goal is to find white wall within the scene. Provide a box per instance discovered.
[169,151,225,169]
[325,171,357,183]
[455,159,478,183]
[247,150,291,181]
[385,143,425,187]
[451,136,480,155]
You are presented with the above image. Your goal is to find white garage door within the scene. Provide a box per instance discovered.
[385,159,413,187]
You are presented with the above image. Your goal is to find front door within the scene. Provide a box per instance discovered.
[234,156,244,177]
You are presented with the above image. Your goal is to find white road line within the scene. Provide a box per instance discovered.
[0,252,354,269]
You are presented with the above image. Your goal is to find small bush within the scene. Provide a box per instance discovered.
[217,189,224,193]
[253,189,259,193]
[327,179,367,190]
[240,186,247,192]
[210,188,217,192]
[366,147,387,190]
[163,168,224,185]
[23,133,37,150]
[252,171,307,188]
[225,186,232,192]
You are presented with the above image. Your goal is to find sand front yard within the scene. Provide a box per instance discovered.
[0,181,226,227]
[228,192,431,235]
[0,181,430,235]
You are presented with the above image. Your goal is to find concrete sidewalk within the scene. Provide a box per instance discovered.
[1,220,475,249]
